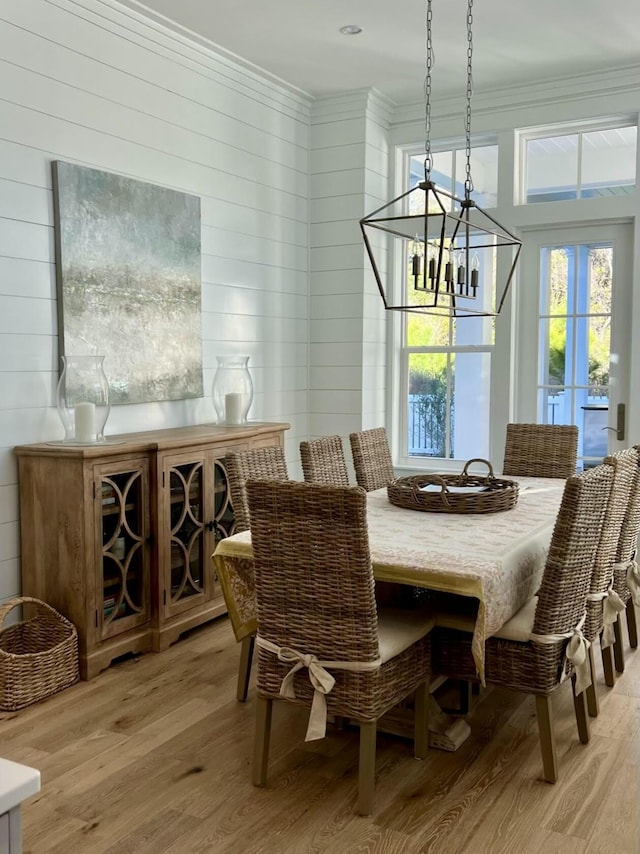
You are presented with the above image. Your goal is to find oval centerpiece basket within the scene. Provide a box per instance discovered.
[0,596,79,711]
[387,458,519,514]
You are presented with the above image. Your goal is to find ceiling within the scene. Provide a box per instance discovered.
[118,0,640,103]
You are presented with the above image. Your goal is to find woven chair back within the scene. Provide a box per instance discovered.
[532,462,613,638]
[615,445,640,563]
[224,447,288,533]
[349,427,395,492]
[502,423,578,478]
[581,449,638,640]
[247,480,377,667]
[299,435,349,486]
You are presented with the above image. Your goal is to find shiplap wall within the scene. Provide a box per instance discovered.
[0,0,312,604]
[308,91,390,471]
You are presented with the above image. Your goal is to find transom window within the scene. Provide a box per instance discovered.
[408,144,498,208]
[522,122,637,204]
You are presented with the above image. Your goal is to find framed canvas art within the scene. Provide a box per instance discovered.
[52,161,203,404]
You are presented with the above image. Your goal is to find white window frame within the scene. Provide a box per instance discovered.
[516,115,637,205]
[390,137,503,472]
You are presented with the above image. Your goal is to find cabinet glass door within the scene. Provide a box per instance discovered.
[169,461,206,606]
[213,457,234,539]
[100,463,149,637]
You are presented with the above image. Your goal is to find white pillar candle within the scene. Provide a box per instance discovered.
[74,401,96,442]
[225,392,243,424]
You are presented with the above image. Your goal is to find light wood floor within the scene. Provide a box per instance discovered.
[2,614,639,854]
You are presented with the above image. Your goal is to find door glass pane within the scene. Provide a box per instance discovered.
[537,242,613,466]
[541,247,571,315]
[540,316,568,386]
[588,247,612,314]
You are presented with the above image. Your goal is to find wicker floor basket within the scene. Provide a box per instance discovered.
[387,458,519,514]
[0,597,79,711]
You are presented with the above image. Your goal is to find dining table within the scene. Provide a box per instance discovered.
[213,474,566,748]
[215,476,565,673]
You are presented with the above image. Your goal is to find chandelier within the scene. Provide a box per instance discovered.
[360,0,522,318]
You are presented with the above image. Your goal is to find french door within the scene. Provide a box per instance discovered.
[516,223,633,466]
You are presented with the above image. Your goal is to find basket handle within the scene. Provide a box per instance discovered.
[411,475,452,508]
[0,596,66,628]
[460,458,494,483]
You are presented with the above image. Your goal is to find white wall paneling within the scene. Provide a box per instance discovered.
[0,0,311,603]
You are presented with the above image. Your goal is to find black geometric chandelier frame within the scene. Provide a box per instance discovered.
[360,0,522,318]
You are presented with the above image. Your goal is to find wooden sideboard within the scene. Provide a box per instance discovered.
[15,422,289,679]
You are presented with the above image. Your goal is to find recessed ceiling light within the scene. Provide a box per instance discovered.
[340,24,362,35]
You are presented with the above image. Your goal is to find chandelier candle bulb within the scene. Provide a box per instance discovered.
[412,253,420,279]
[74,402,96,443]
[225,393,243,425]
[445,260,453,283]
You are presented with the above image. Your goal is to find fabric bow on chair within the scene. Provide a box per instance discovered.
[257,636,382,741]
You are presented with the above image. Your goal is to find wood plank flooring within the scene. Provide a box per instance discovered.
[1,614,639,853]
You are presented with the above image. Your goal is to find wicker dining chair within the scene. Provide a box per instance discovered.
[220,446,288,701]
[611,445,640,673]
[432,462,613,784]
[502,423,578,478]
[247,479,434,816]
[299,435,350,486]
[349,427,395,492]
[582,448,637,717]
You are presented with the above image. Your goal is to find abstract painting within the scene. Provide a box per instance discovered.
[52,161,203,404]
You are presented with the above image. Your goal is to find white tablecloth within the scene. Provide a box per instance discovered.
[364,477,565,677]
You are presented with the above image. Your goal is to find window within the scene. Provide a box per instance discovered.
[522,123,637,203]
[408,145,498,208]
[402,144,498,462]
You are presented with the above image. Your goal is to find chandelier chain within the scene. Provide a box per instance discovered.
[424,0,433,178]
[464,0,474,196]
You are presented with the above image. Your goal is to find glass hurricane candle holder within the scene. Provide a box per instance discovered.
[56,354,111,443]
[212,355,253,425]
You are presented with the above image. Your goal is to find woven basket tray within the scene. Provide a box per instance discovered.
[0,597,79,711]
[387,458,519,514]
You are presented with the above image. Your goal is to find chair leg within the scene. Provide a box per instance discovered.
[252,696,273,787]
[627,599,638,649]
[358,721,377,816]
[457,680,473,715]
[586,644,599,718]
[601,637,615,687]
[237,635,255,702]
[413,681,430,760]
[613,616,625,674]
[571,674,590,745]
[535,694,558,784]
